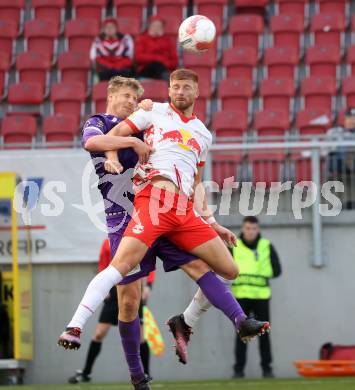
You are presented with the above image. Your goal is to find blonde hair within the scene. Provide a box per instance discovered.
[170,68,199,83]
[107,76,144,97]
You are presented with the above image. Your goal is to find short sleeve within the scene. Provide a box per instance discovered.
[124,109,152,133]
[82,116,106,146]
[197,135,212,167]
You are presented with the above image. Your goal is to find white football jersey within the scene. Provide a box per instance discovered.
[124,102,212,196]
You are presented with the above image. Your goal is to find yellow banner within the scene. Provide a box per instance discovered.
[0,172,33,360]
[0,172,16,199]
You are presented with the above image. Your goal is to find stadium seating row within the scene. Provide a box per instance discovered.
[0,103,343,149]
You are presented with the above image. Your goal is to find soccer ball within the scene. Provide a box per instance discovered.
[178,15,216,53]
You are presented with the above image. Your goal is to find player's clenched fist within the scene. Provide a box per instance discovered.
[138,99,153,111]
[104,159,123,174]
[131,138,154,164]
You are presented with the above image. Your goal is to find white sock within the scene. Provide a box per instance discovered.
[183,275,233,328]
[183,288,212,328]
[67,265,122,329]
[217,274,233,287]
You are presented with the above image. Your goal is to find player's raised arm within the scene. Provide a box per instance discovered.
[107,106,153,137]
[106,119,136,137]
[82,116,138,153]
[84,133,139,152]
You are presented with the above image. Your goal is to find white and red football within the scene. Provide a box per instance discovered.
[178,15,216,53]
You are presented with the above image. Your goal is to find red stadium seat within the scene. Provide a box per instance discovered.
[65,19,99,53]
[315,0,349,15]
[193,78,211,124]
[1,115,37,149]
[24,20,59,61]
[183,51,217,91]
[212,154,243,187]
[259,78,295,113]
[342,76,355,108]
[301,76,337,112]
[57,51,91,90]
[212,110,248,139]
[31,0,65,32]
[234,0,268,16]
[0,20,18,62]
[16,52,51,94]
[117,17,141,38]
[8,82,44,105]
[113,0,147,25]
[310,13,345,52]
[72,0,106,21]
[0,0,25,33]
[222,47,258,82]
[194,0,228,25]
[50,82,86,124]
[154,0,188,20]
[0,53,10,98]
[43,115,79,145]
[140,80,169,102]
[290,153,316,182]
[218,78,253,115]
[254,110,290,137]
[92,81,108,113]
[270,14,304,58]
[229,15,264,51]
[160,16,181,42]
[296,108,332,136]
[274,0,309,24]
[264,47,298,81]
[305,45,340,80]
[248,152,286,186]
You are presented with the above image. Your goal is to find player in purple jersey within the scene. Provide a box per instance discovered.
[58,76,269,390]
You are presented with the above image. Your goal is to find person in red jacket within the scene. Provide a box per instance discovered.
[68,239,155,384]
[90,18,134,81]
[135,16,178,81]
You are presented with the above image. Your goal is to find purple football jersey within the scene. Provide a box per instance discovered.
[82,114,139,215]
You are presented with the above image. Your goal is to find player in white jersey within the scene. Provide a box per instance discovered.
[124,101,212,197]
[58,70,270,386]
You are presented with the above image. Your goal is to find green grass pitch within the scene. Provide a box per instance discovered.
[1,378,355,390]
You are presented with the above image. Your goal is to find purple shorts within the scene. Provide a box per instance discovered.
[107,214,197,285]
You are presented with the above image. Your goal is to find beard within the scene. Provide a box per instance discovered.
[171,97,193,111]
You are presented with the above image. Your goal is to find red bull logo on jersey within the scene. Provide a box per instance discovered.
[160,128,201,155]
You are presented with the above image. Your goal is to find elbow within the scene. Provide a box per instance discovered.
[84,138,97,152]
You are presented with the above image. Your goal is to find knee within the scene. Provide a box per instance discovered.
[182,259,211,281]
[120,297,139,322]
[223,263,239,281]
[94,329,107,342]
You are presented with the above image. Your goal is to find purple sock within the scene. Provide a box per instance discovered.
[196,271,246,329]
[119,316,145,382]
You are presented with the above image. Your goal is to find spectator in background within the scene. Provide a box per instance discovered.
[327,107,355,176]
[90,18,134,81]
[135,16,178,81]
[231,216,281,379]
